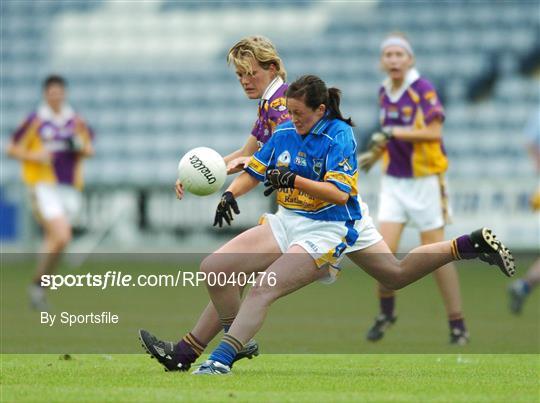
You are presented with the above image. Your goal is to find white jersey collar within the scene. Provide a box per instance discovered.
[261,76,284,101]
[382,68,420,103]
[38,103,75,126]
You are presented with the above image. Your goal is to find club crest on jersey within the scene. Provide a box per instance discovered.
[270,97,287,112]
[312,159,324,176]
[401,106,413,122]
[277,150,291,167]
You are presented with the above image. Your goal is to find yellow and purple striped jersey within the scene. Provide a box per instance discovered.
[10,104,94,190]
[245,116,362,221]
[380,69,447,178]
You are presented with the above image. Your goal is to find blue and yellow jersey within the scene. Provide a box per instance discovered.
[246,116,362,221]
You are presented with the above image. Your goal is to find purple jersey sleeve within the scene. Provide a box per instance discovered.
[414,79,445,124]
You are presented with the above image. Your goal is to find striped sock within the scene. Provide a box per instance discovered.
[451,235,477,260]
[174,332,207,366]
[209,334,243,367]
[220,316,235,333]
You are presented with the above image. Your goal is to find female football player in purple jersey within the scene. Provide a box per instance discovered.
[357,33,469,345]
[6,75,94,311]
[139,36,289,372]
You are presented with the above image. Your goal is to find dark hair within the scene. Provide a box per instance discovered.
[43,74,66,89]
[286,74,354,126]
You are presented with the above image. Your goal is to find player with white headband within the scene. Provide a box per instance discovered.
[357,32,469,345]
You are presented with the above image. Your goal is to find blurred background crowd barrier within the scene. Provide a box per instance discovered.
[1,0,539,251]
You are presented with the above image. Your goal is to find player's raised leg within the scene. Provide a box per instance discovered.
[194,245,327,374]
[350,228,515,292]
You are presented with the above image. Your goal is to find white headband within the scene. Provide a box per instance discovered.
[380,37,414,56]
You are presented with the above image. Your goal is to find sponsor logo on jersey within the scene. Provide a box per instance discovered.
[386,106,399,119]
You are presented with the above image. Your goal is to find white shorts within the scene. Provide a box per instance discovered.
[262,205,381,284]
[377,174,452,232]
[29,183,82,223]
[345,202,383,253]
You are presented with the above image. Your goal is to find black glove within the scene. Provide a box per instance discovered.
[213,191,240,227]
[263,166,297,197]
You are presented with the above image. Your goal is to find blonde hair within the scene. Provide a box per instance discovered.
[227,36,286,81]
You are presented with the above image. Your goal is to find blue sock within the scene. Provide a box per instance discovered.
[208,334,243,367]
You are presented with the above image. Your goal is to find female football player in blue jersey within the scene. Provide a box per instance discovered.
[140,36,289,371]
[357,33,469,345]
[191,74,515,374]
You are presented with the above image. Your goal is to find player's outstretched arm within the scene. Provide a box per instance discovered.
[226,171,259,199]
[224,135,259,174]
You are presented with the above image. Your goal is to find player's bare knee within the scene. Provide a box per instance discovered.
[382,261,407,290]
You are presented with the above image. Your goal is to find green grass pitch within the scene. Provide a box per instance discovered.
[1,354,539,402]
[1,256,539,401]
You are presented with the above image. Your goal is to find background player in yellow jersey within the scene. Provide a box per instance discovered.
[6,75,94,311]
[359,33,469,344]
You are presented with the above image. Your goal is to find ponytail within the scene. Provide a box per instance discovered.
[327,87,354,126]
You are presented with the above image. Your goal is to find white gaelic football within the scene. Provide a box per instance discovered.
[177,147,227,196]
